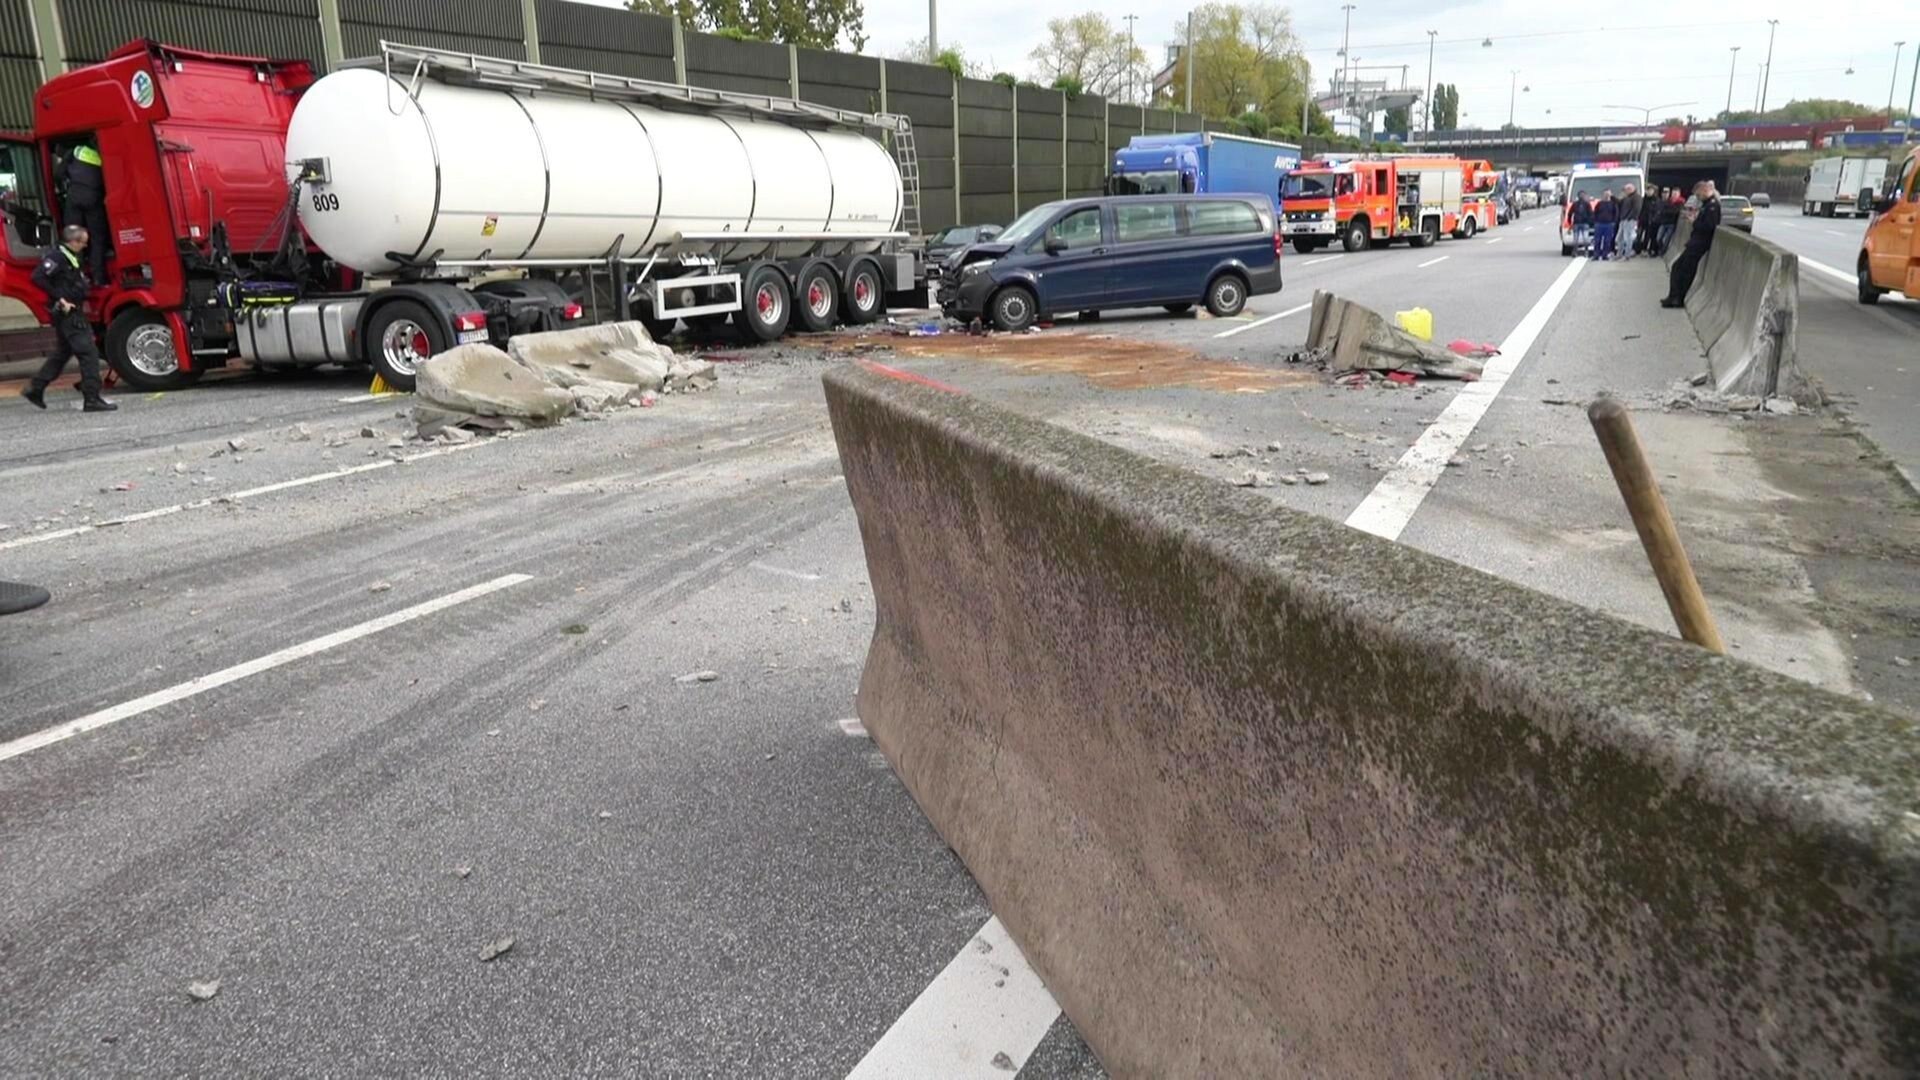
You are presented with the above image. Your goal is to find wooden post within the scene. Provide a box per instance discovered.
[1587,399,1726,653]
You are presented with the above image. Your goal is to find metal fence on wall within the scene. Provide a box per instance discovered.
[8,0,1201,233]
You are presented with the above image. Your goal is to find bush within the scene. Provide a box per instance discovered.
[992,72,1018,88]
[714,27,760,42]
[1051,75,1084,98]
[1239,110,1270,138]
[932,49,965,79]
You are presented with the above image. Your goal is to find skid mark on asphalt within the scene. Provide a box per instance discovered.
[846,916,1060,1079]
[875,331,1316,392]
[0,573,534,763]
[1345,256,1586,541]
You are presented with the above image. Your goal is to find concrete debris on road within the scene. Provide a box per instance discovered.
[991,1051,1016,1071]
[674,670,721,685]
[1231,470,1277,488]
[453,865,474,879]
[184,980,221,1002]
[664,358,719,394]
[1209,446,1256,459]
[1291,291,1486,381]
[368,582,392,593]
[506,321,672,392]
[1302,471,1331,485]
[171,462,187,475]
[415,344,575,427]
[479,937,514,963]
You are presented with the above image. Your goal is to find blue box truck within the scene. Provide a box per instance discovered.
[1108,132,1303,215]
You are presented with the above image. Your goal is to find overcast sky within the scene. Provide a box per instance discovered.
[582,2,1912,127]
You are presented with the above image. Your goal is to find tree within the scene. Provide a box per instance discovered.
[894,37,980,78]
[629,0,867,52]
[1430,83,1459,130]
[1153,4,1309,126]
[1029,13,1148,103]
[1383,106,1409,137]
[992,72,1019,88]
[1240,110,1270,137]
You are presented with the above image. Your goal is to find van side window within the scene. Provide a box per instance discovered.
[1114,203,1179,243]
[1186,201,1261,236]
[1044,207,1102,250]
[1901,155,1920,201]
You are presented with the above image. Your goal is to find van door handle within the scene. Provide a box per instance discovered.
[1091,247,1106,255]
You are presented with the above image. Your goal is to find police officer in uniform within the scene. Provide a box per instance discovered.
[56,140,109,280]
[20,224,116,412]
[1662,180,1721,308]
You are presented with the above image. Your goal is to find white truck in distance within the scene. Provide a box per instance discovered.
[261,44,927,390]
[1803,157,1889,218]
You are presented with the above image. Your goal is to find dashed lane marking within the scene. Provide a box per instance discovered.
[1417,255,1450,268]
[1344,256,1585,541]
[845,916,1061,1079]
[1212,302,1311,339]
[1484,237,1504,245]
[0,574,534,764]
[1299,255,1342,266]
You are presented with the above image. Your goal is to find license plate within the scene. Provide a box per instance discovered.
[457,329,487,345]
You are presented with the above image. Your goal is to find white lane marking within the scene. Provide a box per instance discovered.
[1417,256,1450,268]
[846,916,1061,1079]
[1522,226,1534,233]
[750,562,822,581]
[1213,302,1311,339]
[1345,256,1586,541]
[1800,256,1856,286]
[337,392,408,403]
[1823,229,1844,237]
[0,574,533,764]
[837,718,869,737]
[0,441,490,553]
[1484,237,1504,246]
[1300,255,1342,266]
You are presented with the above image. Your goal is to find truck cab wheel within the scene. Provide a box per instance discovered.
[106,308,200,392]
[736,266,792,343]
[841,261,884,325]
[1341,221,1370,253]
[794,265,840,333]
[989,286,1037,332]
[364,299,446,393]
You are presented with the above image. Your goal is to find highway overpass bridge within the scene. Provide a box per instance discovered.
[1398,127,1762,189]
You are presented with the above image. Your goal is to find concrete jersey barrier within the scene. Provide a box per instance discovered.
[823,362,1920,1076]
[1664,215,1802,399]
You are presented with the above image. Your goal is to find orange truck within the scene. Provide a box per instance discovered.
[1858,146,1919,305]
[1280,155,1495,253]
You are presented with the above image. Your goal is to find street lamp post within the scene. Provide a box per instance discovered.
[1123,14,1140,105]
[1424,29,1437,134]
[1725,46,1740,119]
[1339,3,1356,112]
[1509,69,1520,128]
[1909,42,1919,124]
[1758,19,1778,114]
[1604,101,1697,170]
[1891,42,1907,120]
[928,0,937,57]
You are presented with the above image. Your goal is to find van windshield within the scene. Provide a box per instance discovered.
[1569,174,1640,204]
[994,205,1058,248]
[1110,171,1183,195]
[1281,173,1351,199]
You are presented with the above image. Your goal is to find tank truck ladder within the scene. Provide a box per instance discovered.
[888,119,923,239]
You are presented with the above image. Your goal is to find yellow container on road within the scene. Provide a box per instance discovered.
[1395,307,1433,341]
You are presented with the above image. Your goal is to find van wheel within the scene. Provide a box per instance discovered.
[1341,220,1370,253]
[794,264,839,333]
[989,285,1037,332]
[1858,259,1884,305]
[736,265,792,342]
[841,260,884,325]
[106,308,200,391]
[364,299,445,392]
[1204,273,1248,318]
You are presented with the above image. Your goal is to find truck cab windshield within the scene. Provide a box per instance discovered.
[1109,171,1186,196]
[1282,173,1351,199]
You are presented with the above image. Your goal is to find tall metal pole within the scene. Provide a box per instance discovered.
[1908,42,1919,123]
[1424,29,1437,133]
[1339,4,1356,117]
[1758,19,1778,114]
[1123,14,1139,105]
[1891,42,1907,119]
[1508,69,1518,127]
[1184,10,1194,112]
[1724,46,1740,119]
[928,0,937,58]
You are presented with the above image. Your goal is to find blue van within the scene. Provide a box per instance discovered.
[937,194,1282,332]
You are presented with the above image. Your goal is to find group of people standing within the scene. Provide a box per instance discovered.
[1569,184,1688,260]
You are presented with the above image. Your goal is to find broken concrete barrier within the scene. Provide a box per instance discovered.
[506,320,672,392]
[414,343,574,426]
[824,361,1920,1076]
[1304,291,1484,379]
[1683,227,1805,401]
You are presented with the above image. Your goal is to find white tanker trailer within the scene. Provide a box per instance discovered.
[242,43,926,389]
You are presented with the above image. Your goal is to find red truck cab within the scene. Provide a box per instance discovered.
[0,40,319,388]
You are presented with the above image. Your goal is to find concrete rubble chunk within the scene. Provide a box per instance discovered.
[415,344,574,427]
[1231,470,1276,488]
[507,321,672,392]
[664,357,719,393]
[1301,290,1485,380]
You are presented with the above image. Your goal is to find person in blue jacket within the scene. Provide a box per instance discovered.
[1591,189,1620,261]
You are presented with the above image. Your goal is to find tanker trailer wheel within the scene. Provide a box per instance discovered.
[365,300,446,393]
[841,260,884,325]
[736,266,792,343]
[795,264,840,333]
[106,308,200,392]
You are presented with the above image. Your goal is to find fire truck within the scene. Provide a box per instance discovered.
[1280,155,1491,253]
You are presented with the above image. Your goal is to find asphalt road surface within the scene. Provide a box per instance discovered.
[3,212,1914,1075]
